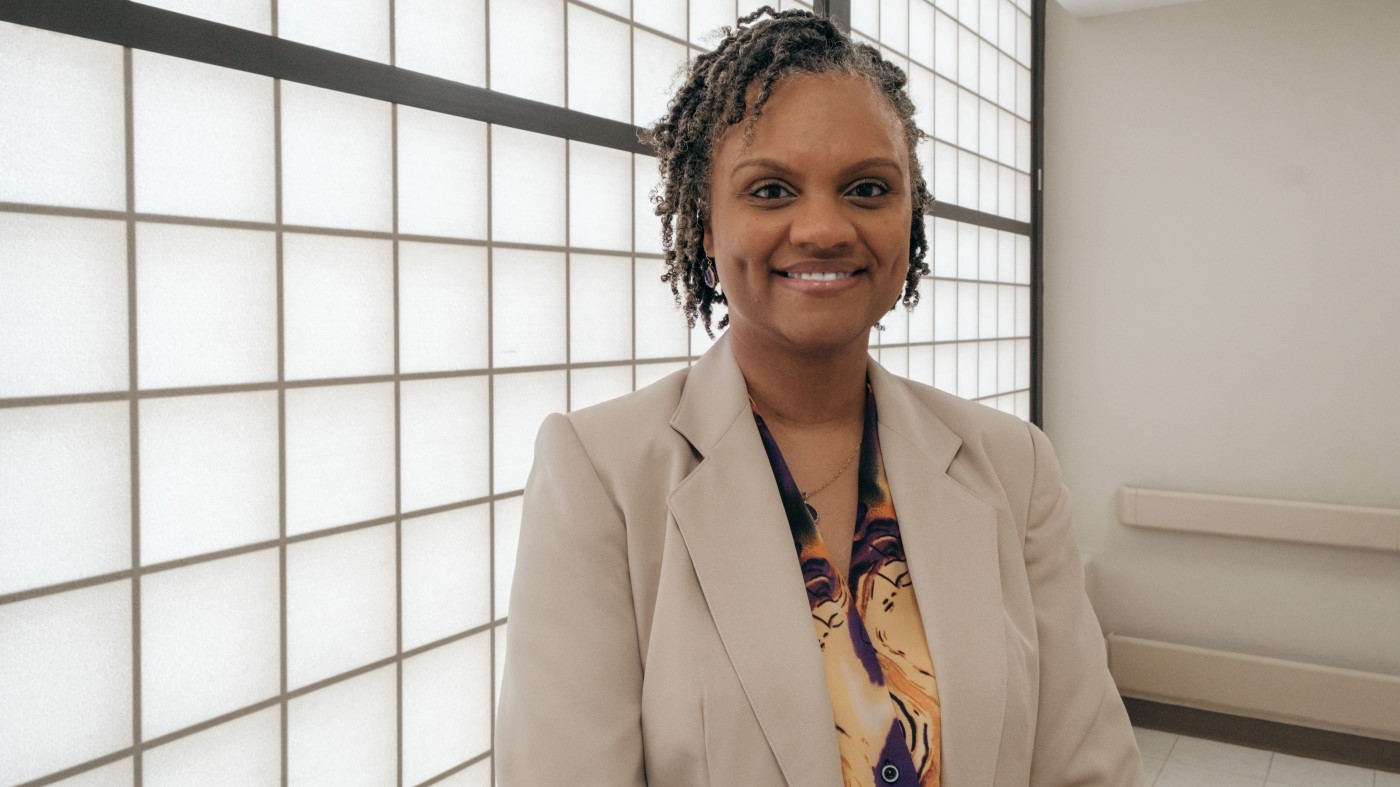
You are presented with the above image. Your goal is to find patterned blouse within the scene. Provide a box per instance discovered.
[753,386,943,787]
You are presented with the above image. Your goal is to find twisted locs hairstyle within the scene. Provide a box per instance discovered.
[641,6,933,337]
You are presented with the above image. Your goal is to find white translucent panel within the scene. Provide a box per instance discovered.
[401,376,491,510]
[932,75,957,143]
[691,318,721,357]
[1015,337,1031,390]
[881,304,910,344]
[402,634,493,784]
[956,282,979,340]
[399,241,489,373]
[999,53,1017,115]
[570,142,633,251]
[740,0,779,18]
[634,258,690,358]
[998,339,1016,393]
[978,341,998,396]
[909,277,934,344]
[492,249,566,367]
[132,52,273,221]
[978,157,997,214]
[141,550,280,738]
[881,48,909,77]
[956,88,978,153]
[931,217,957,278]
[978,282,997,338]
[635,155,665,254]
[587,0,630,14]
[1016,118,1031,172]
[0,24,124,209]
[493,623,508,707]
[1016,10,1031,66]
[1015,285,1031,336]
[571,254,633,363]
[436,757,492,787]
[398,107,488,239]
[284,383,396,536]
[567,5,631,124]
[884,0,911,52]
[144,707,280,787]
[492,371,567,493]
[0,582,131,786]
[278,0,389,63]
[851,0,879,35]
[908,345,934,387]
[956,341,978,399]
[957,28,978,92]
[634,0,686,38]
[1015,235,1031,284]
[634,29,689,128]
[286,525,396,688]
[137,0,271,33]
[50,759,132,787]
[636,360,687,389]
[402,505,492,649]
[691,0,737,46]
[880,346,909,378]
[779,0,814,9]
[958,0,979,31]
[0,403,128,595]
[907,65,934,137]
[956,222,978,279]
[1016,64,1031,118]
[933,343,957,394]
[281,82,393,231]
[493,496,523,619]
[490,0,564,106]
[909,0,934,67]
[287,666,397,785]
[856,28,881,48]
[136,224,277,389]
[934,11,958,79]
[979,99,998,160]
[998,0,1016,53]
[1014,390,1030,421]
[491,125,566,245]
[958,152,980,210]
[999,165,1016,218]
[0,214,126,397]
[998,108,1016,167]
[139,392,279,565]
[282,234,394,380]
[932,279,957,342]
[570,365,634,411]
[1017,171,1031,222]
[396,0,486,85]
[979,226,998,281]
[997,231,1016,282]
[933,141,957,203]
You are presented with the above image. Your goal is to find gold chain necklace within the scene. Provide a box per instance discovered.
[800,438,862,502]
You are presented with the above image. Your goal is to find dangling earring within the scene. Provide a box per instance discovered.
[702,259,719,293]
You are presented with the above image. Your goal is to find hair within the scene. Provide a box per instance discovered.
[641,6,932,337]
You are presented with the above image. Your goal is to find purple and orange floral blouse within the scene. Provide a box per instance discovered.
[753,386,943,787]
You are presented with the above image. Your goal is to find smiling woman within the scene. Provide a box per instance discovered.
[495,8,1142,787]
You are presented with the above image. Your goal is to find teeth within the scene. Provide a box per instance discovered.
[786,271,853,281]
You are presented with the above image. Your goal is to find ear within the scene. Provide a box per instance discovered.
[702,221,714,259]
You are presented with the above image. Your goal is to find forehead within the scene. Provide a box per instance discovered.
[712,74,908,175]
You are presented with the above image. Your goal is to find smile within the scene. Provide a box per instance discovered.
[777,271,856,281]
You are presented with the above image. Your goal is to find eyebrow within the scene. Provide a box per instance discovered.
[729,156,905,178]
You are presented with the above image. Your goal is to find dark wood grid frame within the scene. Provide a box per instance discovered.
[0,1,1045,785]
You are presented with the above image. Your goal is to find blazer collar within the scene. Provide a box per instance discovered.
[668,334,1006,787]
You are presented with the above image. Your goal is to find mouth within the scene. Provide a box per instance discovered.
[775,271,858,282]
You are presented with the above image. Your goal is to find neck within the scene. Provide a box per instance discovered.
[730,328,869,431]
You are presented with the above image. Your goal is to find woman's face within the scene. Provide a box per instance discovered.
[703,73,913,357]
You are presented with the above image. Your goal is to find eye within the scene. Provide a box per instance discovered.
[848,180,891,199]
[749,182,794,200]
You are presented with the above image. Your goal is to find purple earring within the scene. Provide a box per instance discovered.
[702,261,718,290]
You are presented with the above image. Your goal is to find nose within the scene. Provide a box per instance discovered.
[788,194,857,253]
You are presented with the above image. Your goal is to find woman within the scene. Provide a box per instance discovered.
[496,8,1141,786]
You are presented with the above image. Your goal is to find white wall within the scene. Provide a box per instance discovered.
[1043,0,1400,677]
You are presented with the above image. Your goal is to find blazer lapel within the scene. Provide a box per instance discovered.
[869,361,1007,787]
[667,334,844,787]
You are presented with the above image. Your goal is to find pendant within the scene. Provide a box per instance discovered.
[805,502,820,526]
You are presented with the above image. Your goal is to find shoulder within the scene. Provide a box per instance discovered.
[892,375,1041,464]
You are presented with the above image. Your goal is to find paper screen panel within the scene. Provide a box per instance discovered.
[634,0,687,40]
[395,0,486,86]
[567,5,632,124]
[492,496,523,620]
[401,505,492,650]
[402,633,493,784]
[278,0,389,63]
[281,233,395,380]
[283,383,396,536]
[280,81,393,232]
[490,126,566,246]
[0,402,130,595]
[398,241,490,374]
[570,141,633,252]
[571,254,634,364]
[286,666,398,786]
[492,249,567,368]
[489,0,564,107]
[492,371,567,493]
[143,707,280,787]
[400,376,491,510]
[397,107,489,240]
[138,391,279,565]
[134,0,271,34]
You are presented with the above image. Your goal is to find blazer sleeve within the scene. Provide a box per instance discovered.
[1022,423,1144,786]
[495,413,647,786]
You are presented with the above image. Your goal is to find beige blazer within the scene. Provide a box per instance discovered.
[496,334,1143,786]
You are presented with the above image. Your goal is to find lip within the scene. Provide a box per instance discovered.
[774,260,864,276]
[771,264,865,295]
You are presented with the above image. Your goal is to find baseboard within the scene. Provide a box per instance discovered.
[1123,698,1400,774]
[1106,634,1400,744]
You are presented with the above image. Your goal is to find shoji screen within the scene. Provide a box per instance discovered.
[0,1,1034,785]
[854,0,1036,420]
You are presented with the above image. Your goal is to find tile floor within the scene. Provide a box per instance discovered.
[1134,727,1400,787]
